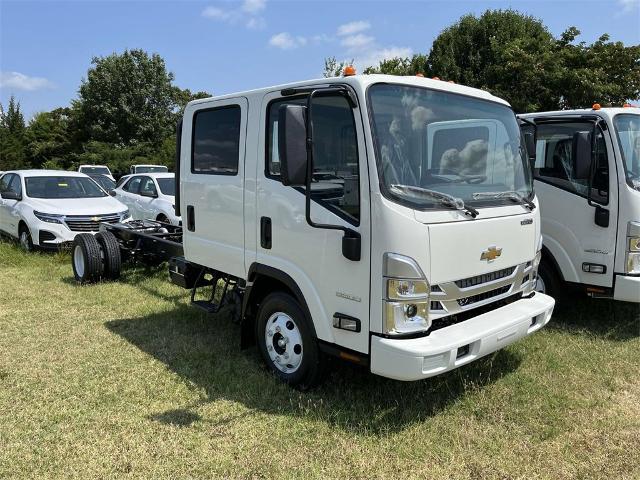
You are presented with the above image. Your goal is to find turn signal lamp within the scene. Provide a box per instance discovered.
[592,103,601,110]
[416,73,424,77]
[343,65,356,77]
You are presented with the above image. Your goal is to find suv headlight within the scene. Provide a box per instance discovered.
[383,253,431,335]
[119,209,131,221]
[626,222,640,275]
[33,211,64,224]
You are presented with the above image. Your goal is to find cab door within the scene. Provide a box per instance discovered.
[255,90,371,354]
[533,120,618,288]
[181,97,248,278]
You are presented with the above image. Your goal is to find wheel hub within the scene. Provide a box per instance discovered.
[265,312,303,373]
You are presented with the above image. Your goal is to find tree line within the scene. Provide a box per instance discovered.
[2,10,639,173]
[0,49,209,175]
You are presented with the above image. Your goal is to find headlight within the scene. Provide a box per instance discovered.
[33,211,64,224]
[119,209,130,221]
[383,253,431,335]
[626,222,640,274]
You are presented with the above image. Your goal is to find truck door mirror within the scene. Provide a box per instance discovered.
[0,191,21,201]
[523,132,536,165]
[278,104,308,187]
[573,131,592,181]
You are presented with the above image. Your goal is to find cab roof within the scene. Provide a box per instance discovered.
[520,106,640,121]
[186,74,511,109]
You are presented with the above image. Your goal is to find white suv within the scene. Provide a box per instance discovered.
[77,164,115,182]
[112,172,180,225]
[0,170,129,250]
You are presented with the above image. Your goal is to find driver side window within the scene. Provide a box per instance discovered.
[534,122,609,204]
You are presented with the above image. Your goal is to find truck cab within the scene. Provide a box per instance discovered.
[170,73,555,386]
[519,106,640,303]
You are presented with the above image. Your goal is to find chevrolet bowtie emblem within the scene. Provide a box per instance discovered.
[480,246,502,262]
[91,216,100,222]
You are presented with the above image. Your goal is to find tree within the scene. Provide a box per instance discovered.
[25,108,74,169]
[363,54,428,76]
[0,96,28,170]
[75,49,182,148]
[322,57,353,78]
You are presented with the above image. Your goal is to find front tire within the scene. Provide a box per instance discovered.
[18,224,34,252]
[256,292,324,389]
[536,261,562,299]
[72,233,103,284]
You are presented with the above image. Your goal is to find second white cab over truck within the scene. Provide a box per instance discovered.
[519,106,640,303]
[71,73,555,388]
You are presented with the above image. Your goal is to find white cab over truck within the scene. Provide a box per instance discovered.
[72,73,555,387]
[520,106,640,303]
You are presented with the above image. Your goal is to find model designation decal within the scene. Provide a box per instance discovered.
[521,219,533,225]
[584,248,610,255]
[480,246,502,262]
[336,292,361,302]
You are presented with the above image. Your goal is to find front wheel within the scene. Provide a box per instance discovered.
[18,225,34,251]
[256,292,324,389]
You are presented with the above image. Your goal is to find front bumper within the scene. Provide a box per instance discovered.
[370,292,555,381]
[613,275,640,303]
[31,220,79,247]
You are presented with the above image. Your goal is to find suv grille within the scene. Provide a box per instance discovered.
[65,213,120,232]
[455,267,516,289]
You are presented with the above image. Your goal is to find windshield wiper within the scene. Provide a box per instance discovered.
[472,191,536,211]
[390,184,479,218]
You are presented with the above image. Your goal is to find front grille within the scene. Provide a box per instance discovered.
[457,285,511,307]
[455,266,515,289]
[39,231,56,243]
[429,293,522,333]
[64,213,120,232]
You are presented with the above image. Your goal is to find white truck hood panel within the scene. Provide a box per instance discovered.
[427,213,536,284]
[27,196,127,215]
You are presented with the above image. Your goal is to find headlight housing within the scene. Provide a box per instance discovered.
[626,222,640,275]
[383,253,431,335]
[119,209,131,221]
[33,211,64,224]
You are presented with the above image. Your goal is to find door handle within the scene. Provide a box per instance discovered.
[187,205,195,231]
[260,216,272,249]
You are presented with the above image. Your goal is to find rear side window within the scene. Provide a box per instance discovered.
[192,106,241,175]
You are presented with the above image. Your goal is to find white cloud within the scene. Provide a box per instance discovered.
[353,47,413,72]
[202,1,266,29]
[337,20,370,36]
[341,33,375,51]
[269,32,307,50]
[619,0,639,11]
[0,71,54,91]
[242,0,266,14]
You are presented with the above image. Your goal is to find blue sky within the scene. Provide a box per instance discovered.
[1,0,639,118]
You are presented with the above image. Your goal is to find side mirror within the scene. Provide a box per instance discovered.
[140,190,157,198]
[108,190,117,197]
[573,131,592,180]
[523,132,536,165]
[278,104,308,186]
[1,191,21,201]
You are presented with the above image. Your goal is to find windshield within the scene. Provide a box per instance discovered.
[156,178,175,196]
[91,175,115,191]
[368,84,532,209]
[26,176,107,199]
[614,113,640,190]
[80,166,110,175]
[136,166,168,173]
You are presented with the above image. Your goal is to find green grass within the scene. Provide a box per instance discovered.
[1,241,639,479]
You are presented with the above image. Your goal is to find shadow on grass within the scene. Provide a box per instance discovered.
[549,293,639,341]
[106,305,523,435]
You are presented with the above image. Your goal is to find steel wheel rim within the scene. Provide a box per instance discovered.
[19,231,30,250]
[264,312,303,374]
[535,276,546,293]
[74,245,85,278]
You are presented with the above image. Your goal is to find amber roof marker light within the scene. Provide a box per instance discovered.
[592,103,601,110]
[343,65,356,77]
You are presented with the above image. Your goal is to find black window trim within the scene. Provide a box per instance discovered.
[191,104,242,177]
[365,82,536,212]
[263,90,362,227]
[532,119,610,206]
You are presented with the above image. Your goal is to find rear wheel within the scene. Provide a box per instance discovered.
[72,233,103,284]
[256,292,324,389]
[18,224,34,252]
[95,231,121,280]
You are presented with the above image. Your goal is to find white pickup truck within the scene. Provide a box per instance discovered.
[520,106,640,303]
[71,72,555,388]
